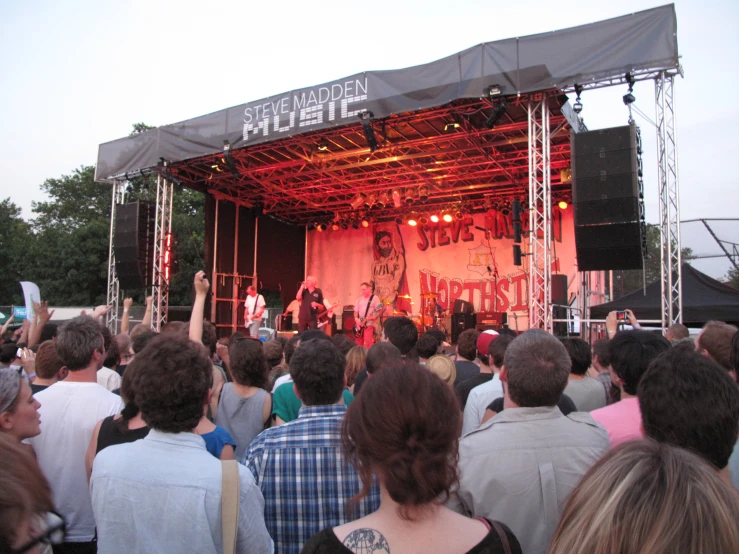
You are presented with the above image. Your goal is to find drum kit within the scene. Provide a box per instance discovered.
[377,291,447,338]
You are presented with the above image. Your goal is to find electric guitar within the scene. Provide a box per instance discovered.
[354,302,385,338]
[316,301,341,329]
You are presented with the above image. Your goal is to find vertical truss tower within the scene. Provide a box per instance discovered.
[105,180,126,333]
[150,174,174,331]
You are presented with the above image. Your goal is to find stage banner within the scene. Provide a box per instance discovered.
[307,209,576,331]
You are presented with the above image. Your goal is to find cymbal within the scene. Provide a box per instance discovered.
[420,292,439,299]
[397,294,413,299]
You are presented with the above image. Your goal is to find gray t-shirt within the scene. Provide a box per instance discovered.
[214,384,268,459]
[564,377,608,412]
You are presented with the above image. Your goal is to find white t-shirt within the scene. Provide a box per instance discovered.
[28,381,124,542]
[244,294,266,322]
[97,366,122,392]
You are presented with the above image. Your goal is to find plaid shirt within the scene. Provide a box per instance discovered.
[243,404,380,554]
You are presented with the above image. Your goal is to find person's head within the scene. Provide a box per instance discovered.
[332,333,356,358]
[0,344,16,365]
[160,320,186,335]
[382,316,418,355]
[290,339,346,406]
[263,340,284,369]
[39,323,58,343]
[305,276,317,288]
[342,364,461,519]
[103,335,121,370]
[132,331,158,354]
[131,334,212,433]
[359,282,372,298]
[476,330,498,366]
[609,330,670,395]
[228,337,269,389]
[114,333,133,365]
[665,323,689,342]
[456,329,480,362]
[638,349,739,470]
[54,316,105,371]
[129,323,153,340]
[503,329,570,408]
[375,232,393,257]
[560,338,592,376]
[0,433,59,554]
[416,333,439,360]
[426,330,446,351]
[591,338,611,371]
[366,342,402,376]
[549,440,739,554]
[0,368,41,441]
[345,346,367,388]
[247,285,257,297]
[696,321,738,372]
[299,329,331,343]
[425,354,456,385]
[284,334,300,366]
[34,341,65,382]
[488,333,513,370]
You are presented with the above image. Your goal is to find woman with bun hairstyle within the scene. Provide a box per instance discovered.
[302,363,521,554]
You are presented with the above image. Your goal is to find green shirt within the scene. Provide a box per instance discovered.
[272,382,354,422]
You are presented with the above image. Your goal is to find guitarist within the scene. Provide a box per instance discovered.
[297,276,332,332]
[244,285,266,338]
[353,282,382,348]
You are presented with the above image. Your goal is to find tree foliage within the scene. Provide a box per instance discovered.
[726,267,739,290]
[0,124,205,308]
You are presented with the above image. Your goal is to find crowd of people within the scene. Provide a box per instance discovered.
[1,274,739,554]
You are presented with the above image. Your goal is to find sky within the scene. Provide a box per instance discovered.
[1,0,737,278]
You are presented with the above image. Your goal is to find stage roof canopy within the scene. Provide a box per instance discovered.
[96,4,679,227]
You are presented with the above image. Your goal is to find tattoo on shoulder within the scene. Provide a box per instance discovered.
[342,528,390,554]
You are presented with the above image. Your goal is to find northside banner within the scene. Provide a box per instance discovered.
[307,209,577,331]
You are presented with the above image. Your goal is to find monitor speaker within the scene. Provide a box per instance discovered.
[451,313,476,343]
[342,307,356,335]
[572,125,644,271]
[551,274,568,306]
[114,201,155,290]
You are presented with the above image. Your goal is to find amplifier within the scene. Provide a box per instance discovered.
[475,311,507,327]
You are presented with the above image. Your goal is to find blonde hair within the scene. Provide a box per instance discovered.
[345,346,367,388]
[425,354,456,385]
[549,440,739,554]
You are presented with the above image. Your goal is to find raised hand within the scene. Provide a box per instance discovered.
[123,298,134,310]
[194,271,210,297]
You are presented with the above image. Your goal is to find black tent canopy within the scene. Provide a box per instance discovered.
[590,264,739,325]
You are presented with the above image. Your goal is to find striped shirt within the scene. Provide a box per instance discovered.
[242,404,380,554]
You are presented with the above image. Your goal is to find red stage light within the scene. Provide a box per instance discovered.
[407,217,418,227]
[558,201,569,210]
[430,214,439,223]
[361,219,370,228]
[442,213,453,223]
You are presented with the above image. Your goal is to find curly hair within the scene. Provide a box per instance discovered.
[228,337,269,389]
[290,339,346,405]
[456,329,480,361]
[131,334,212,433]
[342,364,461,520]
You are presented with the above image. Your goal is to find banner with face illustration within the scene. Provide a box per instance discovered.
[307,209,576,331]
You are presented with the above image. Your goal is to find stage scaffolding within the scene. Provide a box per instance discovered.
[105,180,126,334]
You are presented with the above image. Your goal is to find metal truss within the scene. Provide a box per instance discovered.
[105,180,126,333]
[528,97,552,332]
[655,72,682,327]
[150,173,174,331]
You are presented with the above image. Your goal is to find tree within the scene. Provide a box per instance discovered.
[0,198,33,305]
[726,266,739,289]
[610,224,694,299]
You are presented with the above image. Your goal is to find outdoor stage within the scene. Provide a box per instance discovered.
[95,5,682,338]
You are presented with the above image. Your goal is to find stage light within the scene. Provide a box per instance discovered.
[341,221,349,230]
[484,99,508,129]
[351,220,359,230]
[405,189,418,205]
[316,139,330,152]
[419,215,429,225]
[376,192,390,209]
[359,111,378,152]
[316,224,326,232]
[573,84,584,114]
[361,218,370,228]
[331,222,340,231]
[364,193,377,209]
[350,193,365,210]
[558,200,569,210]
[394,216,403,225]
[486,84,502,97]
[418,185,429,202]
[623,92,635,105]
[442,213,453,223]
[444,122,461,131]
[407,215,418,227]
[430,214,440,223]
[500,201,511,216]
[391,189,402,208]
[454,209,464,221]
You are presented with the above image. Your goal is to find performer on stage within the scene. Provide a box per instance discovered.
[353,282,382,348]
[296,276,332,332]
[244,285,266,338]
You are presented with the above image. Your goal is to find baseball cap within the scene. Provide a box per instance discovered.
[477,329,499,356]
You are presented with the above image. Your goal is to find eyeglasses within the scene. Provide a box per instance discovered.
[12,511,66,553]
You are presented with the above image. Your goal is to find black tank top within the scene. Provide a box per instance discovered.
[95,415,150,454]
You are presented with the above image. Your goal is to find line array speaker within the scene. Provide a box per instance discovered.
[572,125,645,271]
[114,201,155,290]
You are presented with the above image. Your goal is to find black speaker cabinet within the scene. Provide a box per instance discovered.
[551,274,568,306]
[452,313,476,344]
[572,125,644,271]
[342,307,356,335]
[114,201,155,290]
